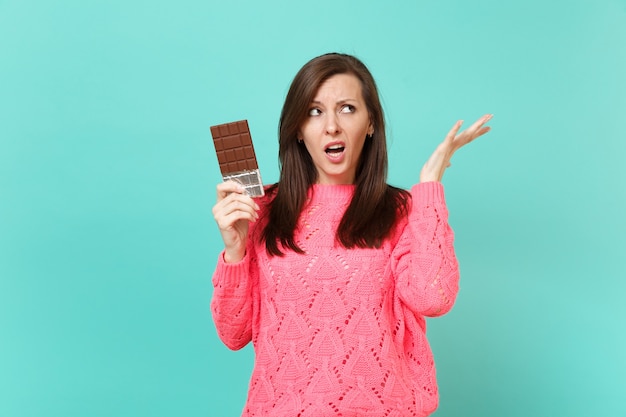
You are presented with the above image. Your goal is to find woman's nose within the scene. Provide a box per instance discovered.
[324,113,341,135]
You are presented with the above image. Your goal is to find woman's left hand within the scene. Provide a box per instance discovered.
[420,114,493,183]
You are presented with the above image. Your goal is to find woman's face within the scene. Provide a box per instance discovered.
[298,73,373,185]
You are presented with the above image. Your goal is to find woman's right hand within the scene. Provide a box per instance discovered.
[212,181,260,263]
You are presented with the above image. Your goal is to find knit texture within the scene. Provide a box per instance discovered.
[211,182,460,417]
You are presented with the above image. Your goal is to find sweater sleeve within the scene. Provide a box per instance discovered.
[391,181,460,317]
[210,246,258,350]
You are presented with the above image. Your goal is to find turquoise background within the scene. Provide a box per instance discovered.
[1,0,625,416]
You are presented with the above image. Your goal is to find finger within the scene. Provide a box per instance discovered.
[465,114,493,135]
[216,180,246,200]
[214,194,259,219]
[215,205,257,231]
[216,185,260,213]
[462,125,492,144]
[217,209,257,230]
[225,196,259,216]
[452,115,493,148]
[213,201,259,232]
[474,125,491,138]
[444,120,464,144]
[451,127,491,153]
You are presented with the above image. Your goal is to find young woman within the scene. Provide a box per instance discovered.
[211,52,492,417]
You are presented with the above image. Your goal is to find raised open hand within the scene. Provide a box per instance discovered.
[420,114,493,183]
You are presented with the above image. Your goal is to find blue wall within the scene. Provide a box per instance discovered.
[1,1,624,416]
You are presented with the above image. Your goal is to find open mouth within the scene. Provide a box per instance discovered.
[325,144,345,155]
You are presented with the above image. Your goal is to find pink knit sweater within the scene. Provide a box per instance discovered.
[211,182,460,417]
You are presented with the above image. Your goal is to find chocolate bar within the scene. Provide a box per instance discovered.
[210,120,264,197]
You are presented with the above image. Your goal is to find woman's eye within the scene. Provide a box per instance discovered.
[340,105,355,114]
[308,108,322,116]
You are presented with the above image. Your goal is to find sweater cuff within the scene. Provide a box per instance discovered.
[410,181,446,207]
[212,250,250,289]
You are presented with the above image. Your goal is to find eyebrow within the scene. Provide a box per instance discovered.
[310,98,358,105]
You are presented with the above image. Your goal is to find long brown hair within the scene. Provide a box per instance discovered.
[262,53,410,256]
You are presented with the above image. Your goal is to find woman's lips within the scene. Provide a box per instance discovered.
[324,143,345,161]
